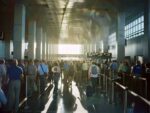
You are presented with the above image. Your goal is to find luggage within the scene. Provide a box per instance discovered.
[86,85,93,97]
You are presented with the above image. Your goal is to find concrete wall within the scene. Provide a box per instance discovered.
[125,36,144,61]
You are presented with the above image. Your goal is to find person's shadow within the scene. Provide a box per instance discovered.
[46,93,58,113]
[63,84,77,112]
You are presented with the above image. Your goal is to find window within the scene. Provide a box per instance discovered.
[108,32,116,49]
[125,15,144,40]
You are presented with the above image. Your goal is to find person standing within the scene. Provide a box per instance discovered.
[132,60,142,77]
[51,62,61,93]
[88,62,100,94]
[82,61,89,84]
[7,59,24,113]
[26,59,37,97]
[0,59,7,108]
[37,60,49,94]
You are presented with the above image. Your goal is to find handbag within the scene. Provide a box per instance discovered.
[33,82,37,92]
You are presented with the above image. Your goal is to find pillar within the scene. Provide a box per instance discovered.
[117,11,125,62]
[42,32,46,60]
[5,40,13,59]
[144,0,150,62]
[13,4,26,59]
[36,27,43,60]
[102,27,109,52]
[28,21,36,60]
[47,39,50,60]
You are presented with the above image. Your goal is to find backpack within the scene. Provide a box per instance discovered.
[91,65,97,74]
[54,67,57,72]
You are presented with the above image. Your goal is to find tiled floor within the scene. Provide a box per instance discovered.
[17,81,123,113]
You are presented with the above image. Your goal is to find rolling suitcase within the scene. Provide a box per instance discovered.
[86,85,93,97]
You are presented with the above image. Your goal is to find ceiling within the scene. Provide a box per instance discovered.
[1,0,143,44]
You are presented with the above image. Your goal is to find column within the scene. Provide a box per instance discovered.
[46,37,49,60]
[42,32,46,60]
[36,27,43,60]
[144,0,150,61]
[103,27,109,52]
[5,40,13,59]
[28,21,36,59]
[13,4,26,59]
[117,11,125,62]
[47,43,50,60]
[45,34,47,60]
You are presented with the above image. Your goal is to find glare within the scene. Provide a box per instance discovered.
[25,43,28,49]
[58,44,82,55]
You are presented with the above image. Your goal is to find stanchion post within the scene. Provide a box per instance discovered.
[145,79,147,98]
[103,74,105,90]
[24,76,29,109]
[38,78,40,95]
[111,80,115,104]
[106,75,108,96]
[124,88,128,113]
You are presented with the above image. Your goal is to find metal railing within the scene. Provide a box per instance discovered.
[100,70,150,113]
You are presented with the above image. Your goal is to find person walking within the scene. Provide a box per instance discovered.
[37,60,49,94]
[0,59,7,108]
[88,61,100,95]
[7,59,24,113]
[26,59,37,97]
[51,62,61,93]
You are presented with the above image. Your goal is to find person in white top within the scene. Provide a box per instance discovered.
[52,62,61,93]
[82,61,89,84]
[88,61,100,94]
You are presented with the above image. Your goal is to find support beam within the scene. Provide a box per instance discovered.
[13,4,26,59]
[28,21,36,60]
[117,11,125,62]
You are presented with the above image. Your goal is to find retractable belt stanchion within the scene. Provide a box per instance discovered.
[105,75,108,96]
[111,80,115,104]
[38,78,40,95]
[115,82,128,113]
[24,75,29,109]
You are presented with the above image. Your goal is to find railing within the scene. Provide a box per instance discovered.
[120,74,147,98]
[128,90,150,113]
[115,82,128,113]
[100,70,150,113]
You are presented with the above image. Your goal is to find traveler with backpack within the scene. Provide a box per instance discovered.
[88,61,100,95]
[52,62,61,93]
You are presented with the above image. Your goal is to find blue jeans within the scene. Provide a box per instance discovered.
[8,80,21,112]
[53,73,60,91]
[90,77,98,93]
[39,76,46,94]
[0,88,7,105]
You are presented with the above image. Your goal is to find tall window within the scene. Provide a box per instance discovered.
[125,15,144,40]
[108,32,116,49]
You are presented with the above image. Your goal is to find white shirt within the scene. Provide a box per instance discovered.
[52,66,61,73]
[82,62,88,70]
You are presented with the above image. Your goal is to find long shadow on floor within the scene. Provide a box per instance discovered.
[63,84,77,113]
[18,84,53,113]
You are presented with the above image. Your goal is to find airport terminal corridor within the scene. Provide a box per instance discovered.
[0,0,150,113]
[18,79,123,113]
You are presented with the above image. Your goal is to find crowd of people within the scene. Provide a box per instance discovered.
[0,58,149,113]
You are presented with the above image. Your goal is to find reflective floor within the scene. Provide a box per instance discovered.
[18,81,123,113]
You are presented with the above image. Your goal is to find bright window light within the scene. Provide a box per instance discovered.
[58,44,82,55]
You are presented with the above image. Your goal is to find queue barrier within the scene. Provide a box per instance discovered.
[100,71,150,113]
[120,73,147,98]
